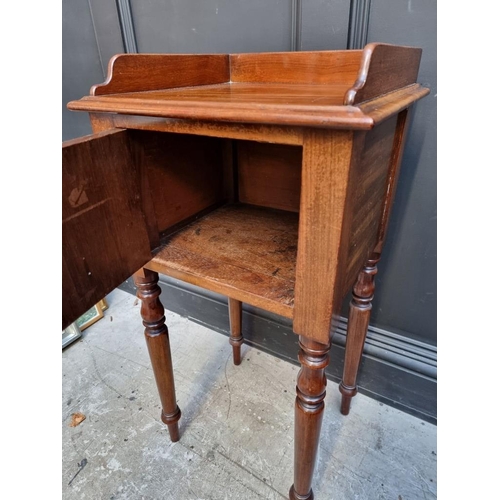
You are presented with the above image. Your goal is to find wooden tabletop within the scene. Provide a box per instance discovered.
[67,44,429,129]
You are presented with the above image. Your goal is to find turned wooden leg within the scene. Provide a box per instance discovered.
[339,253,380,416]
[133,268,181,442]
[228,298,243,366]
[289,337,330,500]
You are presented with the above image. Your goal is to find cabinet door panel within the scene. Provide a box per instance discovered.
[62,129,152,329]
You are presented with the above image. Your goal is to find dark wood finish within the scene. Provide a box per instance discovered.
[339,254,380,415]
[127,131,225,234]
[290,337,330,500]
[374,109,410,253]
[147,204,298,319]
[230,50,362,85]
[228,298,243,366]
[68,44,428,130]
[340,109,410,411]
[62,130,153,329]
[238,142,302,212]
[69,83,373,129]
[128,274,437,424]
[358,84,427,126]
[133,268,181,442]
[70,84,427,129]
[340,109,412,415]
[342,115,398,294]
[63,44,429,498]
[88,115,162,250]
[222,140,237,204]
[91,54,229,95]
[344,43,422,105]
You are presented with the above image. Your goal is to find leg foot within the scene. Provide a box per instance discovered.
[228,298,243,365]
[339,385,357,416]
[161,408,181,442]
[289,485,314,500]
[339,254,380,415]
[134,268,181,442]
[290,336,330,500]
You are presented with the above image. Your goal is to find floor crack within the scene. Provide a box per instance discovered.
[216,449,288,499]
[224,352,232,421]
[84,340,127,399]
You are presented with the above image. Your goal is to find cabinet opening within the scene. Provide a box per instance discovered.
[131,129,302,317]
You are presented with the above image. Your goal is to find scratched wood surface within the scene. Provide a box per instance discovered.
[147,204,299,319]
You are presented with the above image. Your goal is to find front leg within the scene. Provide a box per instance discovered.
[289,337,330,500]
[133,268,181,442]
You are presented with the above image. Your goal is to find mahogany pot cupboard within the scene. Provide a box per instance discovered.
[62,43,428,499]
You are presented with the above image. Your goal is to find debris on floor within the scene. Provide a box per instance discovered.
[69,412,86,427]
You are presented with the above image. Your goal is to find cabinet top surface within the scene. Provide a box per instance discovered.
[68,43,429,129]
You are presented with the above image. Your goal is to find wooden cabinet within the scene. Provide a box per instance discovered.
[63,43,428,499]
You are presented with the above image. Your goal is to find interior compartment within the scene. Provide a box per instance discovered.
[131,129,303,316]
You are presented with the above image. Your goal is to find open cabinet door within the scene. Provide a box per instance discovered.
[62,129,153,329]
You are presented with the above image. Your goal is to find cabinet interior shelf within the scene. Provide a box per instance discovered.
[148,203,298,318]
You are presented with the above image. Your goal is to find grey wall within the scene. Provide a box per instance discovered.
[62,0,123,141]
[363,0,437,344]
[62,0,437,419]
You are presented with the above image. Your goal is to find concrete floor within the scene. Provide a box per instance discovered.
[62,289,436,500]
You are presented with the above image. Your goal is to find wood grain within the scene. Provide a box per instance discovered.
[133,268,181,441]
[238,142,302,213]
[100,114,305,145]
[88,113,115,133]
[290,337,330,500]
[69,45,428,130]
[358,83,429,125]
[126,131,225,234]
[374,109,411,253]
[230,50,362,85]
[62,45,431,500]
[342,115,398,294]
[62,130,152,329]
[147,204,299,319]
[293,130,355,344]
[68,83,374,129]
[344,43,422,105]
[91,54,229,96]
[339,255,380,416]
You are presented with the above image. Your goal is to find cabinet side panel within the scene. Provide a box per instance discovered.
[129,131,226,235]
[342,115,398,294]
[238,142,302,213]
[294,130,354,344]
